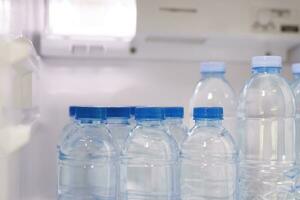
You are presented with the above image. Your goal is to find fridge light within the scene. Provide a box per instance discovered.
[0,0,10,34]
[47,0,136,40]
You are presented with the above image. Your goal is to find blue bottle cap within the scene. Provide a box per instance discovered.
[164,107,184,118]
[200,62,226,73]
[252,56,282,68]
[107,107,131,118]
[292,63,300,74]
[193,107,223,120]
[69,106,78,117]
[75,107,106,120]
[135,107,165,120]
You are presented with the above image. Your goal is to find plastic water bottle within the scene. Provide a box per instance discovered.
[164,107,188,145]
[57,106,79,149]
[189,62,238,143]
[181,107,238,200]
[58,107,118,200]
[291,63,300,198]
[238,56,295,199]
[106,107,131,152]
[120,107,180,200]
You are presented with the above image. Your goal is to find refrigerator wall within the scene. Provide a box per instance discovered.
[1,0,300,199]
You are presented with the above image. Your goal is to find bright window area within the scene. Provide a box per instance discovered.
[47,0,137,40]
[0,0,10,34]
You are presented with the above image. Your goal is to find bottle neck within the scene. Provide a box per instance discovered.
[201,72,225,79]
[70,117,77,122]
[252,67,281,74]
[164,117,183,124]
[78,118,104,125]
[106,117,129,124]
[194,119,222,127]
[293,73,300,80]
[137,119,162,127]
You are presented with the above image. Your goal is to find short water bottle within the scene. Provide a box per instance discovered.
[291,63,300,198]
[106,107,132,152]
[58,107,118,200]
[238,56,295,199]
[189,62,237,142]
[164,107,188,145]
[181,107,238,200]
[120,107,180,200]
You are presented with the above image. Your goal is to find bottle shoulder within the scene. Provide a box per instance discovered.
[242,73,291,89]
[58,122,78,145]
[194,78,236,96]
[191,78,237,109]
[123,125,179,160]
[106,123,132,134]
[59,124,117,158]
[238,73,295,117]
[182,126,237,155]
[165,121,188,132]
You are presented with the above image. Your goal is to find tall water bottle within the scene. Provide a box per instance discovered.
[181,107,238,200]
[57,106,79,149]
[106,107,131,151]
[189,62,238,142]
[291,63,300,198]
[58,107,118,200]
[120,107,180,200]
[238,56,295,199]
[164,107,188,145]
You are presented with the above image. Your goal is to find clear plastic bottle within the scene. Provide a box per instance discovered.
[238,56,296,199]
[291,63,300,198]
[106,107,132,152]
[120,107,180,200]
[164,107,188,146]
[181,107,238,200]
[57,106,79,149]
[189,62,238,143]
[58,107,118,200]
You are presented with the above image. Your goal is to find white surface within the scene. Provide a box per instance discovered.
[47,0,136,38]
[0,0,10,34]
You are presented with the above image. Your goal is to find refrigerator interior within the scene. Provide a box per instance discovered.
[1,0,300,199]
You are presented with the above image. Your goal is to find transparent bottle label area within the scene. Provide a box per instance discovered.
[181,159,237,200]
[120,160,179,200]
[58,159,117,200]
[239,117,295,199]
